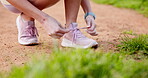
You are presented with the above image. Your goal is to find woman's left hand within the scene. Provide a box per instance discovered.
[85,15,98,36]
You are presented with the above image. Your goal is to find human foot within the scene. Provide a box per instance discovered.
[16,15,38,45]
[61,23,98,48]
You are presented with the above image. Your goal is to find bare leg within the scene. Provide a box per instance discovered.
[7,0,68,38]
[7,0,59,23]
[64,0,82,27]
[21,0,60,21]
[21,13,34,21]
[61,0,98,48]
[81,0,92,13]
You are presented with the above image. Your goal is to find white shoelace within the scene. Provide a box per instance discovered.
[21,26,39,38]
[70,27,88,43]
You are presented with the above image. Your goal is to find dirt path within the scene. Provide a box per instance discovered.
[0,1,148,72]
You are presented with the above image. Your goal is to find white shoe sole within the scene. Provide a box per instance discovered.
[61,38,98,49]
[16,16,38,45]
[20,42,39,46]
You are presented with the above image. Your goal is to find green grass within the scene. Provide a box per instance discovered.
[118,34,148,55]
[0,48,148,78]
[92,0,148,17]
[0,33,148,78]
[122,30,136,35]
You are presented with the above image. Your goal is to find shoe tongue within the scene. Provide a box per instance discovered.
[28,21,34,26]
[69,23,78,29]
[24,21,34,26]
[21,17,34,26]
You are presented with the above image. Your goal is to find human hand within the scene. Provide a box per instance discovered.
[42,16,69,39]
[85,15,98,36]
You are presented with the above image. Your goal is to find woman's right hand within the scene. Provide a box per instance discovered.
[42,16,69,39]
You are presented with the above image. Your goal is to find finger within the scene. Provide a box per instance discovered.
[56,28,70,34]
[92,21,96,29]
[58,23,64,29]
[55,33,64,37]
[53,33,64,38]
[89,32,98,36]
[86,19,91,28]
[50,35,61,39]
[87,20,96,31]
[87,30,98,36]
[49,33,62,39]
[88,25,96,31]
[91,33,98,36]
[87,30,96,34]
[49,33,53,36]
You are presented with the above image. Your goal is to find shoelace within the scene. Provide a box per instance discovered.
[70,27,88,43]
[23,26,39,37]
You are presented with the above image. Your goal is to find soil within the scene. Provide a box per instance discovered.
[0,1,148,72]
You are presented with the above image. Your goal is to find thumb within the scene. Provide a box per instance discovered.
[64,28,70,33]
[59,28,70,33]
[86,20,91,28]
[58,24,70,33]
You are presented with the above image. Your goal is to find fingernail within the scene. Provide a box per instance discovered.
[66,29,70,32]
[87,25,90,28]
[49,33,51,36]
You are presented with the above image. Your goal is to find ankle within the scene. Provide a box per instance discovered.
[65,22,77,28]
[21,13,34,21]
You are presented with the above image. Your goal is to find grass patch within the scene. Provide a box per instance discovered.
[117,34,148,60]
[117,33,148,60]
[0,31,148,78]
[1,48,148,78]
[122,30,136,35]
[118,34,148,55]
[92,0,148,17]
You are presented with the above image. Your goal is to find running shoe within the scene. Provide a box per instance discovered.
[16,15,38,45]
[61,23,98,48]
